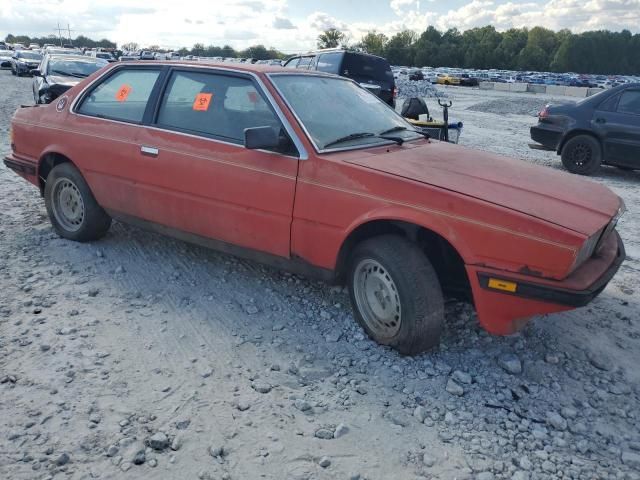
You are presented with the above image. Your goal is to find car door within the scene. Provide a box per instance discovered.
[71,65,164,215]
[593,88,640,167]
[132,68,300,258]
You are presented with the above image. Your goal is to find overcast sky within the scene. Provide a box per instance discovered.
[1,0,639,51]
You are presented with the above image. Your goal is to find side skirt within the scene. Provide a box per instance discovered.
[105,209,337,283]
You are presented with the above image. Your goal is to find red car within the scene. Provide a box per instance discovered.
[5,61,626,355]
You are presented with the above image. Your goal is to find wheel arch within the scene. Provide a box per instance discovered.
[335,213,472,299]
[557,129,602,155]
[38,150,77,194]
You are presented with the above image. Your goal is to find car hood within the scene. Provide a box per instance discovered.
[46,75,81,87]
[343,140,619,236]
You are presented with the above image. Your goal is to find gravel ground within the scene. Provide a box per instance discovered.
[1,72,639,480]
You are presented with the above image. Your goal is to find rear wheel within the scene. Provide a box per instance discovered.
[44,163,111,242]
[11,66,16,76]
[347,235,444,355]
[561,135,602,175]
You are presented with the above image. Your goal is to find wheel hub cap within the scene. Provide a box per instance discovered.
[353,259,401,338]
[572,143,591,166]
[52,179,85,232]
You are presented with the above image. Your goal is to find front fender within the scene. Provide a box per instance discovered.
[341,204,474,262]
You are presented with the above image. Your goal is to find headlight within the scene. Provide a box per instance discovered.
[595,199,626,254]
[571,198,626,272]
[571,229,603,272]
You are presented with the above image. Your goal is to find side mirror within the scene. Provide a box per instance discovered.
[32,69,42,77]
[244,126,279,150]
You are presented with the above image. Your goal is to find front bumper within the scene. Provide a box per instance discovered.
[18,63,40,75]
[467,230,625,334]
[530,125,562,150]
[477,231,624,308]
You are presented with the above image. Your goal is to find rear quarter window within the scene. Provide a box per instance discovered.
[617,90,640,115]
[316,52,342,74]
[78,68,161,123]
[341,53,393,84]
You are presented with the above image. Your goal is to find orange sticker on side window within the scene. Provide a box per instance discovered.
[193,93,213,111]
[115,84,132,102]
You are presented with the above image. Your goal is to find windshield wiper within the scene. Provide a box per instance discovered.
[379,126,408,135]
[49,69,71,76]
[49,69,87,78]
[323,132,376,149]
[323,131,407,149]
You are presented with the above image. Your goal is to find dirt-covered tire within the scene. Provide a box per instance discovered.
[347,234,444,355]
[44,163,111,242]
[561,135,602,175]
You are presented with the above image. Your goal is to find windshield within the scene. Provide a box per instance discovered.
[48,59,105,77]
[96,53,112,59]
[271,75,421,151]
[18,52,42,60]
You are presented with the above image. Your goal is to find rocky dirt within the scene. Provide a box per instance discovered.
[1,71,639,480]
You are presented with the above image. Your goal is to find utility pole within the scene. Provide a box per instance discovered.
[67,23,74,46]
[55,22,64,46]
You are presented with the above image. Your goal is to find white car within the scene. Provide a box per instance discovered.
[421,71,438,83]
[0,48,13,69]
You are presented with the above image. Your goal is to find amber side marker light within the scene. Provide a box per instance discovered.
[488,278,518,293]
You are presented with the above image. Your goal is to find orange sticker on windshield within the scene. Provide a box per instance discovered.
[193,93,213,111]
[115,84,132,102]
[247,91,258,103]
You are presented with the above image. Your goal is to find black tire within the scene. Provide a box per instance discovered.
[561,135,602,175]
[11,67,16,76]
[347,235,444,355]
[44,163,111,242]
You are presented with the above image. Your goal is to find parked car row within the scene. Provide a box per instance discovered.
[393,65,640,89]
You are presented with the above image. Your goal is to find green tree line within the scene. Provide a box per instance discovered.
[352,26,640,75]
[176,43,285,60]
[4,33,116,49]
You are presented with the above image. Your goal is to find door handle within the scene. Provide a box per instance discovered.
[140,146,159,157]
[595,118,606,124]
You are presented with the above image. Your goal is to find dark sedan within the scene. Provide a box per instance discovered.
[10,51,43,76]
[530,83,640,174]
[32,54,107,104]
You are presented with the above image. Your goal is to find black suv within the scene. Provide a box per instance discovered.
[530,83,640,174]
[283,50,396,107]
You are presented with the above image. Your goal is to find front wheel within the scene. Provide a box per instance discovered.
[347,235,444,355]
[44,163,112,242]
[561,135,602,175]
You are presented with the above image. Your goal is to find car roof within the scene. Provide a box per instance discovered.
[287,49,388,62]
[103,60,334,76]
[47,54,106,62]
